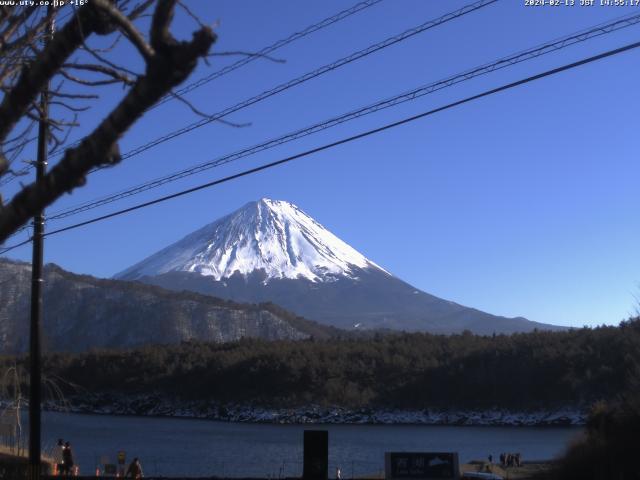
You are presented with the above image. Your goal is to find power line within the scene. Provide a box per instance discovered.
[0,129,41,187]
[153,0,386,108]
[50,0,386,157]
[0,236,32,255]
[0,7,80,187]
[0,0,386,185]
[36,39,640,240]
[44,11,640,222]
[3,0,497,197]
[104,0,497,165]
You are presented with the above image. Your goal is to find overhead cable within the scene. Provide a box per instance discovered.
[35,39,640,240]
[46,11,640,222]
[94,0,498,167]
[1,0,386,185]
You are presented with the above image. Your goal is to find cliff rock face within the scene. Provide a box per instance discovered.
[0,258,314,353]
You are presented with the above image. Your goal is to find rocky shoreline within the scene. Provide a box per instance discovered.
[42,394,586,426]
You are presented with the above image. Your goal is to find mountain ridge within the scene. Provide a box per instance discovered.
[141,267,559,334]
[0,258,338,353]
[115,198,564,334]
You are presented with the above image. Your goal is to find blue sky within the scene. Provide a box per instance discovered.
[2,0,639,327]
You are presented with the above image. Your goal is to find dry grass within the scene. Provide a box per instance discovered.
[0,444,55,475]
[0,444,26,457]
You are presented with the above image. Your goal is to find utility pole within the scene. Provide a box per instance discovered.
[29,7,53,480]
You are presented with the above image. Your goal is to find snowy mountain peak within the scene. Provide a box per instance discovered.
[115,198,389,283]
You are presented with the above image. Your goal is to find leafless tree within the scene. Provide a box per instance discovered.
[0,0,216,243]
[0,364,26,455]
[0,363,73,455]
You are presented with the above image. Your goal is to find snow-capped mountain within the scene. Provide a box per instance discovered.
[116,198,564,334]
[116,198,388,283]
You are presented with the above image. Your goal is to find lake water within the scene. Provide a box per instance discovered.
[38,412,581,477]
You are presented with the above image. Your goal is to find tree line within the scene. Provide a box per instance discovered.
[2,318,639,411]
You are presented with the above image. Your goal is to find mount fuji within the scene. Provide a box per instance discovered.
[117,198,387,283]
[116,198,562,334]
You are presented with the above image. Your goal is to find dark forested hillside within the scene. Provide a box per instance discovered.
[4,317,633,412]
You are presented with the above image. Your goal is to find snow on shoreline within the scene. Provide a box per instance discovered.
[41,395,586,426]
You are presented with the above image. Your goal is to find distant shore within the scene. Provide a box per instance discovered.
[41,395,586,426]
[461,461,555,480]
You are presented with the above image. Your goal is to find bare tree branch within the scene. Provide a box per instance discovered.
[0,6,37,50]
[59,69,124,87]
[2,119,36,149]
[48,117,77,154]
[49,90,99,100]
[24,109,78,131]
[0,152,8,177]
[150,0,175,50]
[0,4,103,143]
[48,100,90,112]
[93,0,154,61]
[63,62,135,85]
[0,6,15,24]
[0,1,216,241]
[83,30,123,53]
[79,36,141,77]
[0,8,52,57]
[168,89,250,128]
[177,0,207,30]
[128,0,156,21]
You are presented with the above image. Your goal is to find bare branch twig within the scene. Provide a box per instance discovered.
[93,0,154,61]
[168,89,251,128]
[63,62,135,85]
[0,0,216,241]
[0,3,102,143]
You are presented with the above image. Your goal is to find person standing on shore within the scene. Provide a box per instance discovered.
[62,441,74,476]
[53,439,64,475]
[126,457,144,478]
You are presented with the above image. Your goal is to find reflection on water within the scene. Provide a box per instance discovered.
[37,411,580,477]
